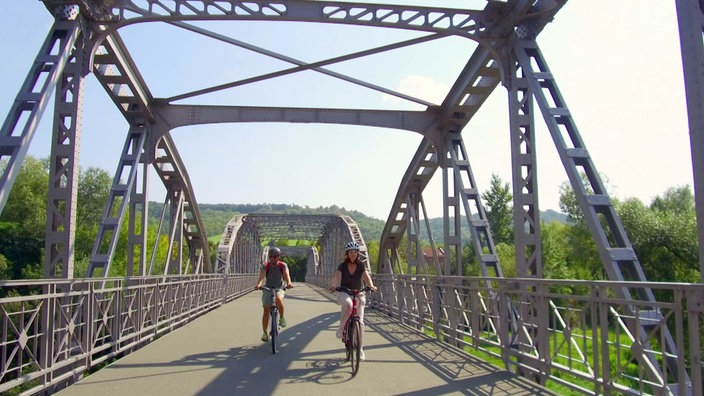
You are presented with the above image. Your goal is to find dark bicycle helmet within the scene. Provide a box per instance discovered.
[345,241,360,251]
[268,247,281,258]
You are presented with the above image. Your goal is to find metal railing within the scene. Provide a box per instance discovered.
[0,274,257,395]
[3,274,702,395]
[369,274,703,396]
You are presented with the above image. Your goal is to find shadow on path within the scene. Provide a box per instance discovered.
[364,310,555,395]
[58,284,555,396]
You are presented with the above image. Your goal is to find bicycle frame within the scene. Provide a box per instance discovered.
[260,285,286,354]
[336,286,370,376]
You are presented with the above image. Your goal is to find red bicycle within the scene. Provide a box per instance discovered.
[336,286,370,376]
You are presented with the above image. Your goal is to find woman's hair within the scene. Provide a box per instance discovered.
[343,250,359,264]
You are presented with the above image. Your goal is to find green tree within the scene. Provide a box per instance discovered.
[540,221,574,280]
[558,180,583,223]
[651,185,694,215]
[0,253,10,279]
[0,156,48,231]
[0,222,43,279]
[366,240,379,273]
[495,242,516,277]
[0,157,48,279]
[75,167,112,267]
[618,187,699,283]
[282,255,306,282]
[482,173,513,245]
[558,180,602,280]
[77,167,112,226]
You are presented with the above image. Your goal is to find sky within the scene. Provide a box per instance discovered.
[0,1,694,221]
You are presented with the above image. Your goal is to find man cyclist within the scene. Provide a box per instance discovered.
[255,247,294,342]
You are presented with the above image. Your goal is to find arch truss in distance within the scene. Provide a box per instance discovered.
[216,213,367,275]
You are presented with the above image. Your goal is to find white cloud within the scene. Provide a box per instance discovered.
[381,75,449,109]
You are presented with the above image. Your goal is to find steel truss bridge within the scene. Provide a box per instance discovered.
[0,1,703,395]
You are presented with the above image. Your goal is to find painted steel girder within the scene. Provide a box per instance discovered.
[72,1,561,119]
[513,38,688,389]
[151,133,211,273]
[378,48,500,273]
[379,139,438,270]
[508,65,542,279]
[513,39,647,291]
[79,0,560,113]
[84,13,210,275]
[91,31,154,122]
[216,215,246,274]
[676,0,704,281]
[87,125,148,278]
[440,0,566,125]
[90,0,493,41]
[154,104,437,135]
[0,20,81,216]
[44,36,86,279]
[379,52,501,263]
[87,126,209,278]
[446,132,502,278]
[218,214,366,274]
[82,0,563,56]
[378,1,567,274]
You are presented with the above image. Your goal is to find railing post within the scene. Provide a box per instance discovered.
[597,285,611,392]
[534,281,550,383]
[40,283,52,390]
[497,281,512,369]
[687,287,703,396]
[429,276,438,337]
[221,274,228,304]
[469,278,480,347]
[86,281,95,371]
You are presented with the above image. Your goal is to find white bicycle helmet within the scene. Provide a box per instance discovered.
[345,241,360,251]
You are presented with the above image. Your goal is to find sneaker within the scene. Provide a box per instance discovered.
[360,350,366,361]
[261,332,268,342]
[279,317,287,328]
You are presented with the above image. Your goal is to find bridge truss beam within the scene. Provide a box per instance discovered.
[216,213,366,277]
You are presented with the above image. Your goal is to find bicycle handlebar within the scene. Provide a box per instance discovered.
[335,286,371,295]
[258,285,290,291]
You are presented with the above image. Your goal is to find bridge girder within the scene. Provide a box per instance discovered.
[216,213,366,275]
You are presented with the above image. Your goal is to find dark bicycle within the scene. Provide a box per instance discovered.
[259,285,288,354]
[336,286,370,376]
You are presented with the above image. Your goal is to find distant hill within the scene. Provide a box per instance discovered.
[149,202,567,245]
[148,202,386,242]
[541,209,568,224]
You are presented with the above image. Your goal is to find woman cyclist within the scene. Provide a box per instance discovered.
[329,241,377,360]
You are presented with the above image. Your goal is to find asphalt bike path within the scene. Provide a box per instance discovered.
[56,283,554,395]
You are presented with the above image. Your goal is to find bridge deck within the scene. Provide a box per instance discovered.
[55,284,554,395]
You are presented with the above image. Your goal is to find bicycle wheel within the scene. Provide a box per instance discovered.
[270,309,278,354]
[350,319,362,376]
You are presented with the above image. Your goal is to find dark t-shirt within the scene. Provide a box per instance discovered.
[336,260,366,290]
